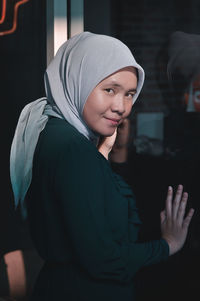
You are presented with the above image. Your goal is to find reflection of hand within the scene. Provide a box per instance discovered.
[98,129,117,160]
[161,185,194,256]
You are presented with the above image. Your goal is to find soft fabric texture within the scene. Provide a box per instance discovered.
[27,117,169,301]
[9,98,62,217]
[10,31,145,215]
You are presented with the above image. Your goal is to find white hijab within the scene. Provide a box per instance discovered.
[10,31,145,216]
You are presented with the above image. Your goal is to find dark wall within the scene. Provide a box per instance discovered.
[0,0,46,254]
[111,0,200,112]
[84,0,111,35]
[110,1,200,300]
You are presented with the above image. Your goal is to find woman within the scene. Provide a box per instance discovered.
[10,32,194,301]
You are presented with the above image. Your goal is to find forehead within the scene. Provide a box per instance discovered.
[99,67,138,87]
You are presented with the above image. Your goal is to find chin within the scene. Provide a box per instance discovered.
[98,128,116,137]
[104,132,115,137]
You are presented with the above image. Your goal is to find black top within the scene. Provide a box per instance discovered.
[26,117,169,301]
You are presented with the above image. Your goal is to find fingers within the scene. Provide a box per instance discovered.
[176,191,188,224]
[118,118,129,128]
[162,184,195,255]
[160,210,166,223]
[183,208,195,230]
[172,184,184,219]
[165,184,194,224]
[117,119,130,142]
[165,186,173,218]
[165,185,191,220]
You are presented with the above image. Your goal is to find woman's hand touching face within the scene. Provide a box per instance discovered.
[97,118,131,161]
[83,66,137,137]
[97,129,117,159]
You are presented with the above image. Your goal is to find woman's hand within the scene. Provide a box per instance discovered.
[110,118,130,162]
[161,185,194,255]
[98,129,117,159]
[113,118,130,150]
[98,118,130,161]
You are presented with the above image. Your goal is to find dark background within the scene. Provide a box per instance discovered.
[1,0,200,300]
[0,0,46,253]
[0,0,46,247]
[0,0,46,298]
[85,0,200,300]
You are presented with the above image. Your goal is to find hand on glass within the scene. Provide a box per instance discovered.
[161,185,194,255]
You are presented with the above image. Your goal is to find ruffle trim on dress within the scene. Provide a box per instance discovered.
[111,172,142,226]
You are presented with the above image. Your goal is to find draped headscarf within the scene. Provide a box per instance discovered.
[10,31,145,217]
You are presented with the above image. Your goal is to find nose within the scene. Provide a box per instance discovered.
[111,95,125,115]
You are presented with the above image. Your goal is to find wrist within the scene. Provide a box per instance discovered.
[161,237,180,256]
[98,145,110,160]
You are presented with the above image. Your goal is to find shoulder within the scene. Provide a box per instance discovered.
[42,119,111,185]
[37,117,106,164]
[44,117,87,143]
[41,117,93,149]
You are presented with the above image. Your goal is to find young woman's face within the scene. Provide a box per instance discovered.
[83,66,138,136]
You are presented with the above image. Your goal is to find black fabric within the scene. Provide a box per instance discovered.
[0,257,9,297]
[26,118,169,301]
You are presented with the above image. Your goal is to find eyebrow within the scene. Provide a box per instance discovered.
[105,82,137,92]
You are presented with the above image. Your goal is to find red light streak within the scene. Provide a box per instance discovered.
[0,0,30,36]
[0,0,6,24]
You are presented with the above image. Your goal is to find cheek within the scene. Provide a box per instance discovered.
[82,96,103,125]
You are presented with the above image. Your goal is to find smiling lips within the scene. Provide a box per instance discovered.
[104,117,121,126]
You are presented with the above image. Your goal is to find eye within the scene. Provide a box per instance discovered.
[105,88,115,95]
[126,92,135,99]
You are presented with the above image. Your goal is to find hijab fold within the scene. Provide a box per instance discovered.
[10,31,145,217]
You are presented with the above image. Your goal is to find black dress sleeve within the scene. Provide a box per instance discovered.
[54,139,169,284]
